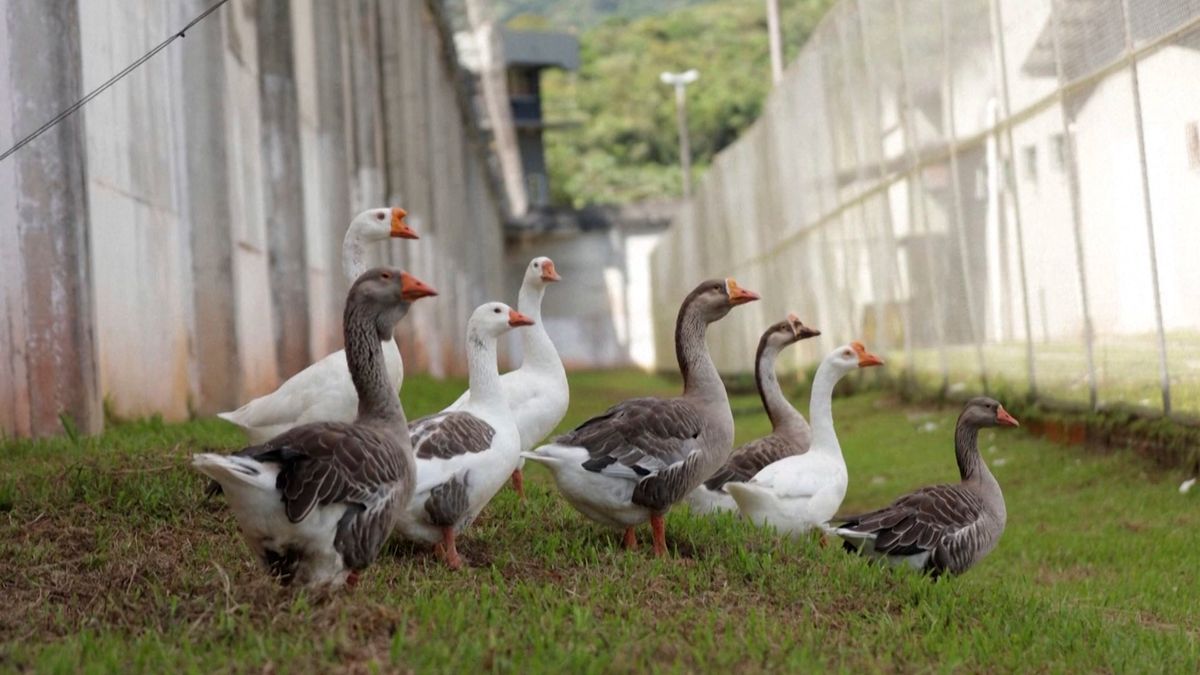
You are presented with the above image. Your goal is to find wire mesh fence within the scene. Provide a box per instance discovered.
[651,0,1200,419]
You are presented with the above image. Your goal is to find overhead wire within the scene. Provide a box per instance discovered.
[0,0,233,164]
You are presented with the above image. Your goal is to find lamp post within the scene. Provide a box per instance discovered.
[660,69,699,198]
[766,0,784,84]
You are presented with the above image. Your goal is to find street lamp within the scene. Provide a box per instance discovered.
[660,69,699,198]
[766,0,784,84]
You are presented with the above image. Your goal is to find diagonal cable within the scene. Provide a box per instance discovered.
[0,0,232,164]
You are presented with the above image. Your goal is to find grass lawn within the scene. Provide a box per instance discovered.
[2,371,1198,672]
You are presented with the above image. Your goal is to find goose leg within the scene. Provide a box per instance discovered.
[650,514,667,557]
[435,527,464,570]
[622,526,638,550]
[510,469,525,499]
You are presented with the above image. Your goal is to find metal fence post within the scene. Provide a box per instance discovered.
[988,0,1038,401]
[940,0,990,394]
[1119,0,1173,416]
[893,0,950,393]
[1049,0,1100,410]
[854,0,914,380]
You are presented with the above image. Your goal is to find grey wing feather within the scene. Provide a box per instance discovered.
[556,397,704,478]
[837,484,986,572]
[410,412,495,460]
[248,422,408,524]
[424,472,471,528]
[703,435,801,492]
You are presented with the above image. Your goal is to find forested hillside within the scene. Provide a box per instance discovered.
[509,0,836,206]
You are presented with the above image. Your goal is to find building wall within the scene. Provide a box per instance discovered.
[0,0,507,437]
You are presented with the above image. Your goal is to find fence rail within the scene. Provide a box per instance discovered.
[651,0,1200,419]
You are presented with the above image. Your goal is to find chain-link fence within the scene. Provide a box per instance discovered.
[651,0,1200,419]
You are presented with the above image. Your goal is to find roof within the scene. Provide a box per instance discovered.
[501,29,580,70]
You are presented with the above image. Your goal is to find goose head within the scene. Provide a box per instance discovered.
[525,256,562,287]
[349,267,436,339]
[961,397,1020,428]
[471,302,535,339]
[826,341,884,375]
[686,278,760,323]
[764,312,821,349]
[348,207,419,244]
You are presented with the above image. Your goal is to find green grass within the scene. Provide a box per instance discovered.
[2,371,1198,672]
[888,331,1200,415]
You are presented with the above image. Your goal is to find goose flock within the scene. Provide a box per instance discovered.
[194,207,1021,588]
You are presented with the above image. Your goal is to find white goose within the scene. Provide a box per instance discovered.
[445,256,567,497]
[192,268,437,588]
[686,313,821,514]
[725,342,883,535]
[218,208,417,442]
[394,302,534,569]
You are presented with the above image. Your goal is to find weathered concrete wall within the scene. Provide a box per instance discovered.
[0,0,102,437]
[0,0,508,437]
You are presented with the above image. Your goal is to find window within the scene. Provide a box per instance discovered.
[1023,145,1038,184]
[1050,133,1066,173]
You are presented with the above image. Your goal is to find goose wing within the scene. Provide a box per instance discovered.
[409,412,496,460]
[247,422,407,523]
[704,435,799,492]
[836,483,984,557]
[555,397,704,481]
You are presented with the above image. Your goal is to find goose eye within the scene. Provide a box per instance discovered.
[375,212,386,221]
[494,307,501,314]
[534,262,540,268]
[843,350,851,357]
[713,284,721,292]
[380,272,391,280]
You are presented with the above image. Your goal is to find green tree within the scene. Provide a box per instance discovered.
[536,0,836,207]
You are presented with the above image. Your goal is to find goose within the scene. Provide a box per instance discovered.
[394,302,534,569]
[445,256,567,498]
[524,278,760,556]
[833,397,1018,576]
[217,207,418,443]
[686,313,821,515]
[724,342,883,535]
[192,268,437,588]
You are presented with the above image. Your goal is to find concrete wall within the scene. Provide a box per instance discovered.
[0,0,508,437]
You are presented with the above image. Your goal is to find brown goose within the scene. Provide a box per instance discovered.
[192,268,437,588]
[524,278,760,556]
[686,313,821,514]
[833,397,1019,577]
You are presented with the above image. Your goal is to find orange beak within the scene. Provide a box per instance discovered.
[851,341,884,368]
[540,260,562,282]
[399,272,437,301]
[726,278,760,306]
[390,208,418,239]
[508,309,535,327]
[996,405,1020,428]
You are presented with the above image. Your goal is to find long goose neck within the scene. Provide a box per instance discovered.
[954,421,998,487]
[756,339,805,432]
[955,419,1003,519]
[344,303,405,425]
[517,283,557,370]
[342,229,369,283]
[808,360,842,456]
[466,328,504,406]
[676,306,722,401]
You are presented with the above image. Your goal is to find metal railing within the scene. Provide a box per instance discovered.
[651,0,1200,419]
